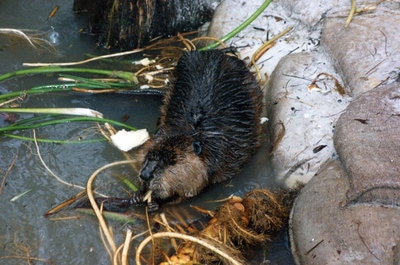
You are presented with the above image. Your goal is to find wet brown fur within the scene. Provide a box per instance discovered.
[137,50,263,202]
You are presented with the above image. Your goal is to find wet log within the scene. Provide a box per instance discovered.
[73,0,219,50]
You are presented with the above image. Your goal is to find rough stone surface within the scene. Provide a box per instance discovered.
[208,0,262,40]
[290,159,400,265]
[322,8,400,97]
[334,83,400,205]
[279,0,400,27]
[208,0,343,187]
[208,1,400,264]
[278,0,349,27]
[208,0,321,77]
[266,51,350,186]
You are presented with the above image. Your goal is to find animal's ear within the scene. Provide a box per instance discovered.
[192,141,202,155]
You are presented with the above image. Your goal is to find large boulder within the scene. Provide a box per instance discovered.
[290,159,400,265]
[291,84,400,264]
[266,51,351,186]
[334,83,400,206]
[322,6,400,96]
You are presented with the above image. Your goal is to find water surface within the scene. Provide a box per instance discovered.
[0,1,293,264]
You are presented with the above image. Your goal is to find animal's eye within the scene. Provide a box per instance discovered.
[192,141,202,155]
[139,159,158,181]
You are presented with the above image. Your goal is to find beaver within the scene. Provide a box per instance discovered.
[137,49,263,204]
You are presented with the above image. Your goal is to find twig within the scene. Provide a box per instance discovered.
[23,48,145,67]
[135,232,243,265]
[136,67,175,77]
[271,121,286,153]
[1,236,55,264]
[0,96,24,107]
[249,26,293,81]
[0,153,18,195]
[364,59,387,76]
[33,129,86,190]
[177,32,196,51]
[191,36,227,48]
[71,88,118,93]
[0,28,37,48]
[0,255,55,264]
[250,26,293,66]
[48,216,80,221]
[0,67,138,83]
[305,239,324,255]
[355,0,385,14]
[308,72,346,95]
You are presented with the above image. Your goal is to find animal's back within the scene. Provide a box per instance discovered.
[160,50,263,182]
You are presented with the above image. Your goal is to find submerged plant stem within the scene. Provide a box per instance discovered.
[33,129,86,190]
[76,208,139,224]
[0,116,136,132]
[0,66,138,83]
[0,81,135,103]
[23,48,146,67]
[0,85,69,101]
[4,134,106,144]
[0,28,38,48]
[0,107,102,117]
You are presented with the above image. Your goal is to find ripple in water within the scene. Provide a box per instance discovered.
[47,28,61,45]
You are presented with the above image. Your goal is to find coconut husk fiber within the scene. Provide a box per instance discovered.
[158,187,300,264]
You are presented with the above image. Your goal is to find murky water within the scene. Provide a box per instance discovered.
[0,1,294,264]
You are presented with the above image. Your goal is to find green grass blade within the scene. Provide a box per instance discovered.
[0,116,136,132]
[0,84,72,101]
[76,208,139,224]
[200,0,273,50]
[4,133,107,144]
[0,66,138,83]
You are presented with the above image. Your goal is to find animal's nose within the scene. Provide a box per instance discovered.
[139,159,157,180]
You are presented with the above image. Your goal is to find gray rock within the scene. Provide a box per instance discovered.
[208,0,262,39]
[207,0,321,77]
[290,159,400,265]
[278,0,400,28]
[266,51,350,186]
[334,83,400,206]
[322,8,400,96]
[277,0,349,27]
[207,1,400,264]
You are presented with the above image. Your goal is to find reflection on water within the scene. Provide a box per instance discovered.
[47,28,61,45]
[0,1,293,264]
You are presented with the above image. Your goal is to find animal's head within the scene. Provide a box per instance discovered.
[138,132,208,200]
